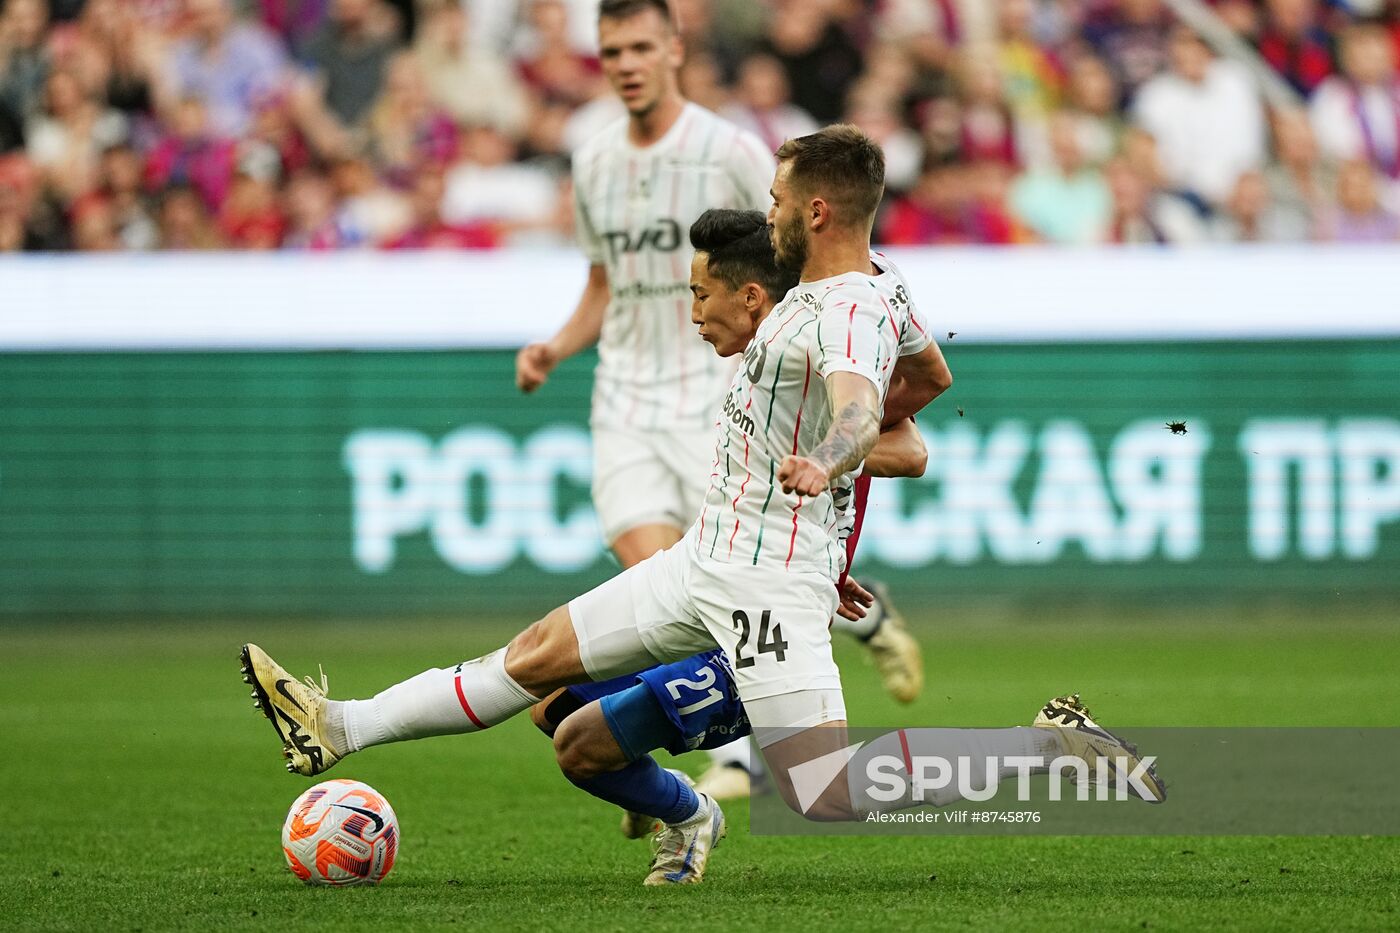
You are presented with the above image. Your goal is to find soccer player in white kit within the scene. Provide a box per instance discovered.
[242,126,1163,885]
[513,0,921,799]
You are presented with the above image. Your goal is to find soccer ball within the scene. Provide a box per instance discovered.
[281,779,399,886]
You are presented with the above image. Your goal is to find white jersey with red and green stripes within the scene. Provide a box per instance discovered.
[573,103,777,432]
[693,253,932,581]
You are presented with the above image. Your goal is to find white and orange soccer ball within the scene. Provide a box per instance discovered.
[281,779,399,886]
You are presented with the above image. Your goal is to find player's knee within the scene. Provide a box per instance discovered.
[505,608,578,694]
[770,782,858,822]
[552,715,610,781]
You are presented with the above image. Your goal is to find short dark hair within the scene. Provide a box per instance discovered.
[598,0,675,28]
[775,123,886,227]
[689,209,798,303]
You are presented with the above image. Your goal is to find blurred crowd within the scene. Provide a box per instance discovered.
[3,0,1400,251]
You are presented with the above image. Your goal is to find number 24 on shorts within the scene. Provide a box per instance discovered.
[731,609,788,668]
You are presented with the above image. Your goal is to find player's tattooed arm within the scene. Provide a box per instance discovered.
[778,373,880,496]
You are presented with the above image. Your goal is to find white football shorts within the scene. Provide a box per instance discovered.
[591,426,713,544]
[566,527,847,734]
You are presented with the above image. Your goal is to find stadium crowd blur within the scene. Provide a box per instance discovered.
[3,0,1400,251]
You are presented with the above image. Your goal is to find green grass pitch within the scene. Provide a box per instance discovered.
[6,605,1399,931]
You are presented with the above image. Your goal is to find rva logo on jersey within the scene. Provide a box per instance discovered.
[342,418,1400,576]
[600,218,682,260]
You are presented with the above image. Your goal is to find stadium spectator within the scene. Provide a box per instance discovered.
[1310,23,1400,197]
[217,146,286,248]
[384,162,495,248]
[79,0,160,124]
[873,0,961,76]
[366,52,456,183]
[880,152,1019,245]
[441,122,555,242]
[161,0,290,137]
[245,90,316,178]
[156,183,222,248]
[513,0,603,108]
[1263,107,1333,240]
[99,142,158,248]
[143,96,236,211]
[762,0,863,124]
[0,0,49,126]
[257,0,329,52]
[328,152,409,242]
[67,188,119,249]
[296,0,398,128]
[1104,155,1168,243]
[955,45,1020,166]
[1256,0,1335,96]
[720,54,818,154]
[996,0,1064,124]
[25,67,128,200]
[467,0,599,59]
[1212,169,1287,242]
[845,80,923,192]
[1082,0,1173,106]
[1010,112,1111,243]
[1133,25,1266,206]
[678,50,729,114]
[1317,157,1400,240]
[281,166,363,248]
[915,92,963,161]
[412,0,527,140]
[1063,51,1125,167]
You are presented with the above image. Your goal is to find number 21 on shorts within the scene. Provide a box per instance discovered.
[730,609,788,668]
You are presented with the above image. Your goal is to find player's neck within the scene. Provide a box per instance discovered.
[627,93,687,148]
[799,236,876,282]
[753,302,777,331]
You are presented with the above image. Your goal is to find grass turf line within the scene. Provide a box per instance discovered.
[4,606,1398,931]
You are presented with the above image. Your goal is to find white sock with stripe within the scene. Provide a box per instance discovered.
[331,649,538,753]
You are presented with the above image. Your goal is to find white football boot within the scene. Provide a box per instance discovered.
[862,581,924,705]
[621,769,694,840]
[1033,694,1166,803]
[240,643,343,777]
[643,794,727,886]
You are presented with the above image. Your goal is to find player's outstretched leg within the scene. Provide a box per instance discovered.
[241,605,591,776]
[830,579,924,704]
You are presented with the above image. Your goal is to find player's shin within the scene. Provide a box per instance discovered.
[570,757,702,826]
[331,648,538,752]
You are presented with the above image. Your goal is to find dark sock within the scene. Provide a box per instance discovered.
[570,755,701,824]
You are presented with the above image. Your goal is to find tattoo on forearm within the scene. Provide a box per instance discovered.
[811,401,879,479]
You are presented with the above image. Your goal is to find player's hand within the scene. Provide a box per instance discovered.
[837,576,875,621]
[778,455,830,496]
[516,342,558,393]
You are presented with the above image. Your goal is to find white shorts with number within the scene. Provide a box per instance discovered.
[591,427,713,545]
[567,527,847,736]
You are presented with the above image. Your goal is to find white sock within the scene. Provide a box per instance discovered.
[330,648,538,753]
[849,727,1059,814]
[831,592,883,640]
[707,738,752,773]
